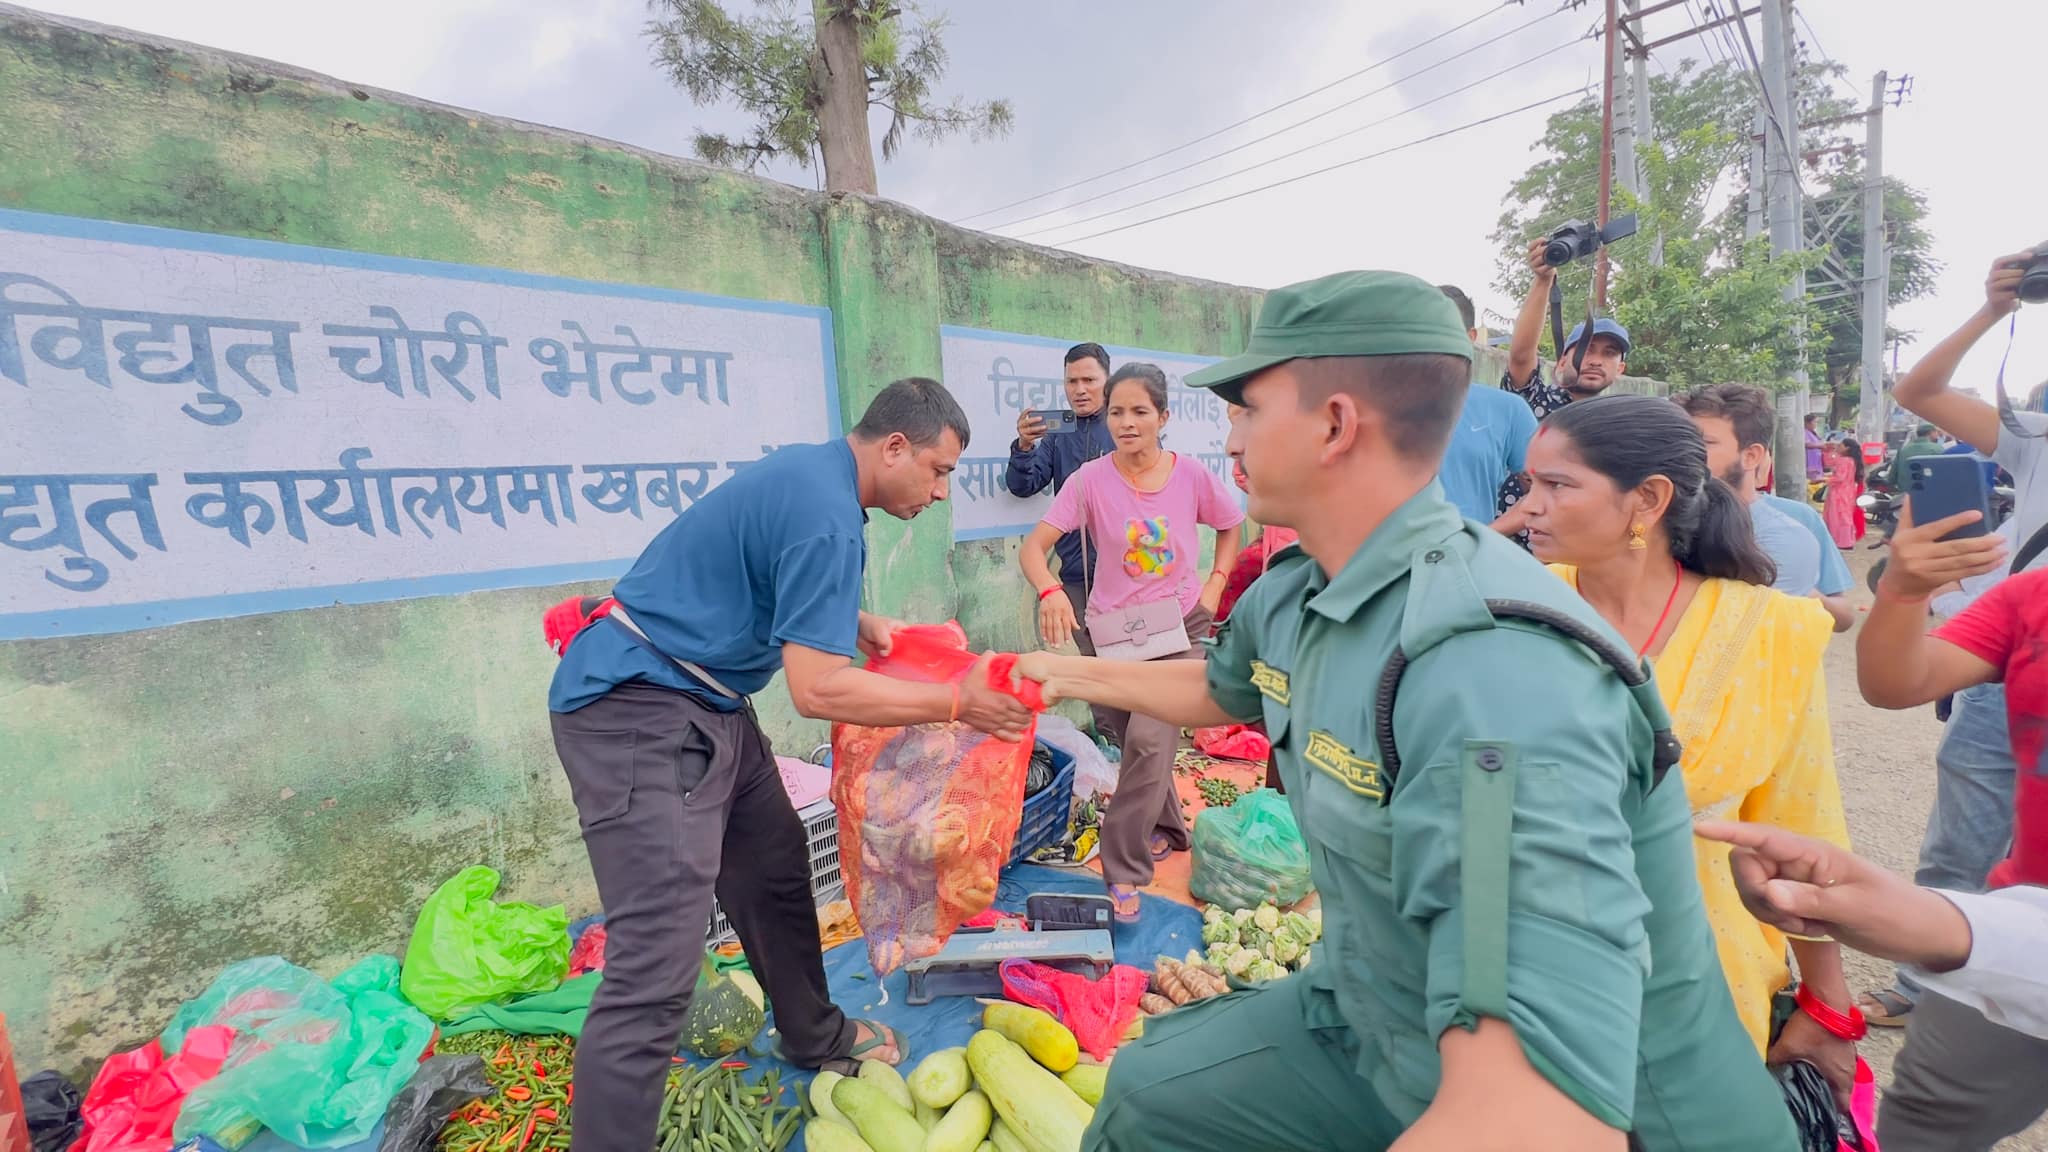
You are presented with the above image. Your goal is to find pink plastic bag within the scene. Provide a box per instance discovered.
[1843,1057,1880,1152]
[76,1026,234,1152]
[1193,725,1271,764]
[998,959,1149,1062]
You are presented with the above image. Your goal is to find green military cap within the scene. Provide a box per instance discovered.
[1185,270,1474,404]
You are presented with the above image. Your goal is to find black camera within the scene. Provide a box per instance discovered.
[1541,213,1641,267]
[2019,242,2048,304]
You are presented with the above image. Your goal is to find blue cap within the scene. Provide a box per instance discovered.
[1564,317,1631,357]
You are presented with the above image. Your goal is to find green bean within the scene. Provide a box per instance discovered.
[769,1109,801,1151]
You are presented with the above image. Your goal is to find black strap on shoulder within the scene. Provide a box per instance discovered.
[1373,598,1682,805]
[2012,517,2048,576]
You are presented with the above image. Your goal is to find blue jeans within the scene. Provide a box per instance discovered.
[1895,682,2013,1002]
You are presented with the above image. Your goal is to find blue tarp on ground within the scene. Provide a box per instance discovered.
[242,865,1190,1152]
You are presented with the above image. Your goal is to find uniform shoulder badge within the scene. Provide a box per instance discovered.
[1304,730,1384,800]
[1249,659,1290,705]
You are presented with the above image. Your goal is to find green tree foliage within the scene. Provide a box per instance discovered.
[646,0,1013,187]
[1490,57,1934,401]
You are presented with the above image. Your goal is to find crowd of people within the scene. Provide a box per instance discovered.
[540,246,2047,1152]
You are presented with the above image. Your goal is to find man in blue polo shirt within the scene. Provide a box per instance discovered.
[1678,384,1855,631]
[1434,285,1538,524]
[548,378,1033,1152]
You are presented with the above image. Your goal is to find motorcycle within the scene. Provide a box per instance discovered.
[1857,476,1902,535]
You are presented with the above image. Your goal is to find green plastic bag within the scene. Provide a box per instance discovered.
[400,866,570,1019]
[1189,788,1312,910]
[168,954,435,1149]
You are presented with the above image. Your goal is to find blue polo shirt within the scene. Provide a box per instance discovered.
[548,439,868,713]
[1440,383,1538,523]
[1761,493,1853,597]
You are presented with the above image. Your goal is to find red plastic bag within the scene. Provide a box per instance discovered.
[75,1026,233,1152]
[1843,1057,1880,1152]
[832,624,1042,975]
[568,924,607,976]
[1193,724,1271,763]
[998,960,1150,1062]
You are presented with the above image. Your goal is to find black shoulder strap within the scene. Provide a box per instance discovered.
[1372,599,1682,805]
[2012,517,2048,576]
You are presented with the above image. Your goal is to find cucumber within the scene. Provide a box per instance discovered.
[858,1057,918,1113]
[801,1118,877,1152]
[908,1047,972,1109]
[924,1090,994,1152]
[832,1077,926,1152]
[811,1070,850,1127]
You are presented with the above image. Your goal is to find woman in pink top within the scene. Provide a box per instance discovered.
[1021,363,1245,919]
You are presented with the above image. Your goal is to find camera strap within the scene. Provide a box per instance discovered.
[1993,313,2044,441]
[1545,274,1597,377]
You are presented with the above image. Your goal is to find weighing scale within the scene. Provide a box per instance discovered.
[902,894,1118,1005]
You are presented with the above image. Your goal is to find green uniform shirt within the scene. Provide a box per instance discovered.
[1206,484,1794,1149]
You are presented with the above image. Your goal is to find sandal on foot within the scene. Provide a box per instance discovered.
[1149,834,1173,862]
[1858,989,1914,1027]
[801,1019,909,1076]
[1109,883,1143,923]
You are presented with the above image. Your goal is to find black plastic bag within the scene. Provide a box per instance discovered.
[375,1055,494,1152]
[1023,746,1056,797]
[22,1070,83,1152]
[1773,1060,1858,1152]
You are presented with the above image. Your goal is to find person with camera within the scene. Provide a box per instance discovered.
[1854,497,2048,1151]
[1501,238,1632,419]
[1855,249,2048,1032]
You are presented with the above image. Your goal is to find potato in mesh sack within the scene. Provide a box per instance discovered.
[831,624,1042,975]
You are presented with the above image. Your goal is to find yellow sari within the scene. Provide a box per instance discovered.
[1553,569,1849,1053]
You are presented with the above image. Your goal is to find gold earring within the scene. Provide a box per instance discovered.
[1628,524,1648,550]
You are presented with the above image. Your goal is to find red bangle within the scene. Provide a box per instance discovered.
[1037,586,1064,602]
[1794,984,1867,1041]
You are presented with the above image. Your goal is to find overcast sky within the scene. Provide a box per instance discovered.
[22,0,2048,401]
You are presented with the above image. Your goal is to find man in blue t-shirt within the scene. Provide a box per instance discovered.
[1678,384,1854,631]
[547,378,1032,1152]
[1435,285,1538,523]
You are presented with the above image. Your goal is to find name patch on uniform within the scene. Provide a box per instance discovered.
[1305,731,1383,800]
[1249,660,1290,705]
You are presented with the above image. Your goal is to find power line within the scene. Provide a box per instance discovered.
[1046,86,1591,248]
[950,0,1522,225]
[1016,35,1589,242]
[981,3,1575,234]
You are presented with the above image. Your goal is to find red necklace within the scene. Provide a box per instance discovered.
[1639,558,1684,658]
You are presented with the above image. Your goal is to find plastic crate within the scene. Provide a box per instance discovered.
[1010,740,1077,867]
[706,796,843,945]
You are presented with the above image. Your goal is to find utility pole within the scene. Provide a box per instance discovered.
[1759,0,1808,499]
[1596,0,1620,308]
[1613,0,1638,201]
[1857,70,1889,448]
[1746,108,1766,241]
[1627,0,1662,263]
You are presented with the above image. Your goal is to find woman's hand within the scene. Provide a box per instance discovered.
[1198,571,1228,616]
[1039,590,1079,649]
[1767,1009,1857,1114]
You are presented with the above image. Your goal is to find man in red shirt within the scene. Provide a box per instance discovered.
[1857,499,2048,1151]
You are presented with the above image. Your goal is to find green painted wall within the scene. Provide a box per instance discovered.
[0,8,1261,1074]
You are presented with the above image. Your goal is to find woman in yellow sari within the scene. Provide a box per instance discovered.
[1513,394,1859,1108]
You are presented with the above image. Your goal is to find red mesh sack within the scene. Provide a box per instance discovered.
[832,624,1042,975]
[998,960,1150,1062]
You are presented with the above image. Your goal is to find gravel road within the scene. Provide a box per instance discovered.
[1825,546,2043,1150]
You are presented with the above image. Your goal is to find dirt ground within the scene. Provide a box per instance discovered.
[1807,544,2042,1149]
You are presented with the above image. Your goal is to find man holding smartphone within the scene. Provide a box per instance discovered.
[1006,342,1118,735]
[1857,251,2048,1035]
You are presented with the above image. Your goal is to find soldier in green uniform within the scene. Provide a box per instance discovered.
[1015,271,1796,1151]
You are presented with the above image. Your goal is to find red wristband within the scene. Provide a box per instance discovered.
[1037,585,1064,602]
[1794,984,1867,1041]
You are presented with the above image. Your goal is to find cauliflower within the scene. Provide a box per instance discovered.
[1225,948,1260,978]
[1203,906,1228,926]
[1306,907,1322,932]
[1201,918,1239,947]
[1253,903,1281,933]
[1295,946,1312,970]
[1255,959,1290,983]
[1232,907,1255,926]
[1281,910,1319,943]
[1240,927,1273,956]
[1206,943,1235,969]
[1272,934,1304,966]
